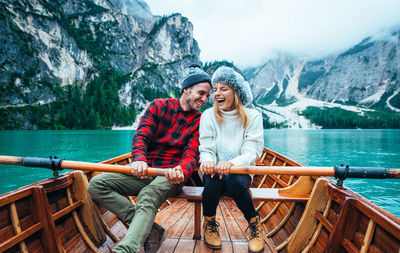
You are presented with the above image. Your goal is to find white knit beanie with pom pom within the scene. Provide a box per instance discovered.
[211,66,253,106]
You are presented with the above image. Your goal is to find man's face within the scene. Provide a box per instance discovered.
[183,82,211,111]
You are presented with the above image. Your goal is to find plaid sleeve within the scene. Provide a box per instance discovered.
[178,116,200,181]
[131,101,158,162]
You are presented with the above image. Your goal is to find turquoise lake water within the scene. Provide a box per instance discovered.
[0,129,399,217]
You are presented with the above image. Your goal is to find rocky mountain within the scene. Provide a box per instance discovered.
[1,0,399,130]
[245,30,400,128]
[0,0,201,129]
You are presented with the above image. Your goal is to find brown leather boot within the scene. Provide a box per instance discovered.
[143,222,167,253]
[247,216,264,253]
[203,216,222,249]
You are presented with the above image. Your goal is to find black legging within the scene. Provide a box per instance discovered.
[202,174,258,222]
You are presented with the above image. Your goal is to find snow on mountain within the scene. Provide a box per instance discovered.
[246,30,400,128]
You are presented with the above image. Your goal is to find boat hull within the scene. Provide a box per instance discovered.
[0,148,399,252]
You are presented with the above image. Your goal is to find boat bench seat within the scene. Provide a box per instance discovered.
[171,186,309,239]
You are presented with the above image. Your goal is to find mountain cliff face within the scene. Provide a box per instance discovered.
[245,31,400,128]
[0,0,200,129]
[2,0,399,129]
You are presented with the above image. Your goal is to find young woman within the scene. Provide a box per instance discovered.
[199,66,264,253]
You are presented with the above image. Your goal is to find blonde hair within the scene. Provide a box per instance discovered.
[214,91,249,129]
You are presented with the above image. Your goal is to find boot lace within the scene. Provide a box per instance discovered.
[247,220,260,239]
[207,219,220,234]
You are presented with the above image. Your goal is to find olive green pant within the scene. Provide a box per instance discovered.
[87,173,182,253]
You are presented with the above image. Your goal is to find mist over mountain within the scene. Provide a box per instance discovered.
[244,30,400,128]
[0,0,399,129]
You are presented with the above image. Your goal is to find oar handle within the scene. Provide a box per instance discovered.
[61,160,167,176]
[387,169,400,179]
[229,166,335,176]
[0,156,167,176]
[0,156,24,165]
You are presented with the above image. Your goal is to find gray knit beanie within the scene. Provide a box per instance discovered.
[211,66,253,105]
[181,64,211,92]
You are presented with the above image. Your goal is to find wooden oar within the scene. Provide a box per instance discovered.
[0,155,399,179]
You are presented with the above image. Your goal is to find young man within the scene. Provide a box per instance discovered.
[88,64,212,253]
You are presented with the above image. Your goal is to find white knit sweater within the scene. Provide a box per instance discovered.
[199,107,264,176]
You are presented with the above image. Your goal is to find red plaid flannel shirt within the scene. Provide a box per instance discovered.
[131,98,201,181]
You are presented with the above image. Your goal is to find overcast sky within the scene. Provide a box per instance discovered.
[145,0,400,68]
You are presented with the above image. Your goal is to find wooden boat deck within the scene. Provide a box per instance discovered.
[155,199,276,252]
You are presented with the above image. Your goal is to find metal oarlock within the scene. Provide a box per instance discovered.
[23,156,64,178]
[334,164,388,188]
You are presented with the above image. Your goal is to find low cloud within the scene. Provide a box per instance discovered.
[146,0,400,68]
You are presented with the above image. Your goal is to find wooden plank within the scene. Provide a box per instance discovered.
[314,211,333,233]
[258,151,268,164]
[9,203,28,253]
[234,241,264,252]
[175,187,203,200]
[256,157,277,188]
[155,199,189,225]
[52,200,83,221]
[221,241,234,253]
[167,202,193,239]
[0,223,42,252]
[219,200,247,242]
[102,209,122,229]
[222,200,249,238]
[323,197,360,253]
[193,239,214,252]
[264,236,278,253]
[259,204,282,234]
[341,239,359,253]
[63,232,87,253]
[39,175,74,193]
[98,236,116,253]
[0,226,14,244]
[222,200,276,252]
[72,171,106,245]
[109,221,127,241]
[250,189,309,202]
[266,203,296,237]
[327,182,400,241]
[156,200,191,238]
[352,198,400,240]
[174,239,196,252]
[298,198,332,253]
[216,205,230,241]
[66,187,101,253]
[180,209,196,239]
[176,187,309,202]
[193,240,234,253]
[232,241,249,252]
[172,185,309,241]
[31,186,64,253]
[260,148,303,167]
[260,202,281,225]
[0,188,33,207]
[158,238,178,252]
[360,219,376,253]
[98,209,121,242]
[193,202,202,239]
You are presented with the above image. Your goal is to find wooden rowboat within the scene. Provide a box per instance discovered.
[0,147,399,252]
